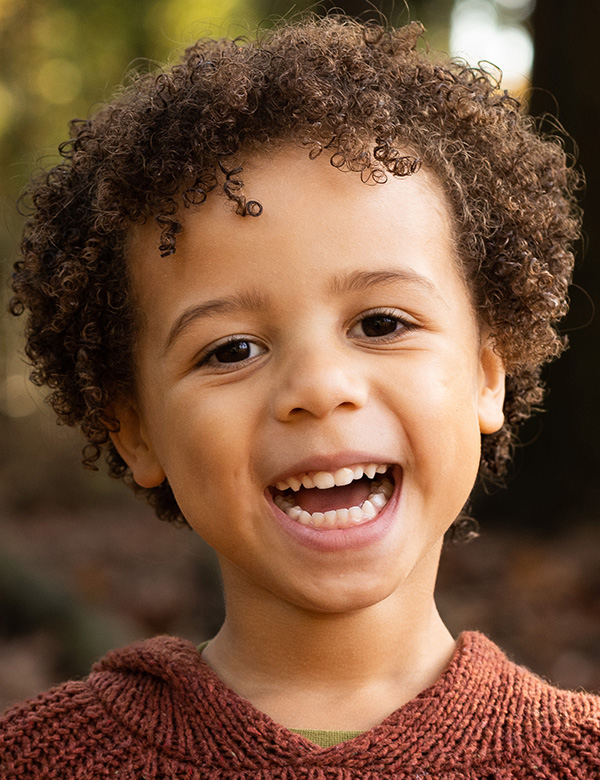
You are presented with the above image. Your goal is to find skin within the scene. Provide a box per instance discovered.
[112,145,505,731]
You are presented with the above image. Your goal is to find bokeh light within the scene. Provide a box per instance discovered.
[450,0,534,93]
[34,58,83,104]
[0,81,16,135]
[145,0,247,47]
[496,0,535,14]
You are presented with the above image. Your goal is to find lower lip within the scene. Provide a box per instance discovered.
[265,468,402,552]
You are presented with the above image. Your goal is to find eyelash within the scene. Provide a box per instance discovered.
[196,335,266,372]
[195,309,416,372]
[348,308,417,342]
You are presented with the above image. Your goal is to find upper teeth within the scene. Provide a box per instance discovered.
[273,476,394,528]
[274,463,389,492]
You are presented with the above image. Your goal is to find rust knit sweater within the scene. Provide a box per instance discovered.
[1,631,599,778]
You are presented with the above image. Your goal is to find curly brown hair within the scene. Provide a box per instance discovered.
[9,16,582,531]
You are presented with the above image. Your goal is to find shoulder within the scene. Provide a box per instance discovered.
[0,635,203,780]
[513,653,600,775]
[454,632,600,777]
[0,677,105,778]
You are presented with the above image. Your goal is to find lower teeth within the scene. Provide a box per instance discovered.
[274,477,393,528]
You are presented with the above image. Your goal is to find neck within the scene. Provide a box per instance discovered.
[202,545,455,731]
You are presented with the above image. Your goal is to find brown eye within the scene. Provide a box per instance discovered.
[360,315,400,338]
[348,309,416,343]
[198,336,267,371]
[214,340,253,363]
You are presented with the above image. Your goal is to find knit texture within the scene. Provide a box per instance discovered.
[1,632,599,778]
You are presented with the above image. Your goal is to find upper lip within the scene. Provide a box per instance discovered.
[266,451,398,487]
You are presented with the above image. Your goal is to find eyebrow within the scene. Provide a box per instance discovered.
[328,268,442,298]
[164,289,267,354]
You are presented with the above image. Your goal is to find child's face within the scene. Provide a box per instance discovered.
[115,146,504,614]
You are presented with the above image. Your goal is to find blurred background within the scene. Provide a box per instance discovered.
[0,0,599,712]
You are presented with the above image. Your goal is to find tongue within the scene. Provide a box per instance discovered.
[293,481,372,513]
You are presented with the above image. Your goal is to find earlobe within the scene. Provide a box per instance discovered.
[477,340,506,434]
[107,400,166,488]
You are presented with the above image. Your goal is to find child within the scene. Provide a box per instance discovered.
[1,15,598,779]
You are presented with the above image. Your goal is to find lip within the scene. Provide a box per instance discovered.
[265,464,402,552]
[267,451,397,486]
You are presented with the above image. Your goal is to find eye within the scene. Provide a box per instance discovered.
[213,340,257,363]
[348,309,415,341]
[360,314,400,338]
[197,336,266,371]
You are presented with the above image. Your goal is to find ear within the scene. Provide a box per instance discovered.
[477,338,506,434]
[107,400,166,488]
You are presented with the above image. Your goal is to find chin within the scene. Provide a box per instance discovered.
[281,575,405,615]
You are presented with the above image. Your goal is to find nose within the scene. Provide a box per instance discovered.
[271,341,369,422]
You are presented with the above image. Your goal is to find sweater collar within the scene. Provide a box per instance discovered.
[89,631,528,771]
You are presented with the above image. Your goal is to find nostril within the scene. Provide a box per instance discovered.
[272,368,368,422]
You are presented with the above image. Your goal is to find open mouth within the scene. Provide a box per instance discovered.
[269,463,395,529]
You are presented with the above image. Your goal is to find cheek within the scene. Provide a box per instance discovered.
[155,384,261,516]
[385,352,482,479]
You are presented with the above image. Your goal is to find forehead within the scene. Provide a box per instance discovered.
[125,145,466,317]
